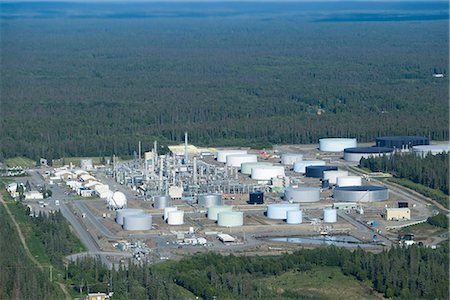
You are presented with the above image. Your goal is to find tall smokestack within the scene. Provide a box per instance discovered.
[193,157,198,184]
[138,141,141,160]
[184,132,189,164]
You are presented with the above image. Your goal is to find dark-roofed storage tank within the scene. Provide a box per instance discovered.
[344,147,394,162]
[305,165,338,178]
[375,136,429,150]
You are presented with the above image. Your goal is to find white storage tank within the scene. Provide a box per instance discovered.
[116,208,144,225]
[281,153,303,165]
[217,150,247,163]
[336,176,362,187]
[293,160,326,173]
[266,203,300,220]
[241,162,273,175]
[323,208,337,223]
[207,205,233,221]
[198,193,223,208]
[153,195,172,209]
[286,210,303,224]
[123,214,152,231]
[322,170,349,185]
[164,207,178,220]
[226,154,257,168]
[80,159,94,171]
[284,186,320,203]
[412,144,450,157]
[251,166,285,181]
[319,138,357,152]
[217,212,244,227]
[167,210,184,225]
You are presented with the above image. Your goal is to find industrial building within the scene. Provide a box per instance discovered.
[385,208,411,221]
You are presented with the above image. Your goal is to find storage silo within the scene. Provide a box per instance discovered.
[249,191,264,204]
[376,136,429,150]
[226,154,258,168]
[412,144,450,157]
[123,214,152,231]
[251,166,285,181]
[153,195,172,209]
[164,207,178,220]
[293,160,326,173]
[116,208,145,225]
[198,193,222,208]
[319,138,357,152]
[241,162,273,175]
[305,166,338,178]
[217,150,247,163]
[343,147,394,162]
[333,186,389,202]
[284,187,320,203]
[281,153,303,165]
[286,210,303,224]
[217,212,244,227]
[207,205,233,221]
[336,176,362,187]
[167,210,184,225]
[266,203,300,220]
[323,208,337,223]
[108,191,127,209]
[322,170,349,185]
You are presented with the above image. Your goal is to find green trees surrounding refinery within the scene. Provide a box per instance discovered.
[65,245,449,299]
[1,13,448,160]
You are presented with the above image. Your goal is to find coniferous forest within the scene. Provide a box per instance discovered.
[1,2,449,160]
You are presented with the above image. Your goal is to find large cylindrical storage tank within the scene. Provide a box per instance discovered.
[123,214,152,231]
[167,210,184,225]
[217,212,244,227]
[226,154,257,168]
[319,138,357,152]
[281,153,303,165]
[217,150,247,163]
[164,207,178,220]
[412,144,450,157]
[198,193,222,208]
[322,170,349,184]
[305,166,338,178]
[323,208,337,223]
[241,162,273,175]
[376,136,429,150]
[333,186,389,202]
[266,203,300,220]
[336,176,362,187]
[344,147,394,162]
[153,195,172,209]
[116,208,145,225]
[251,166,285,180]
[207,205,233,221]
[293,160,326,173]
[286,210,303,224]
[284,187,320,203]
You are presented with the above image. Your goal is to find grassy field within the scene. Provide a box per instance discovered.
[262,266,380,300]
[4,157,36,168]
[398,221,448,236]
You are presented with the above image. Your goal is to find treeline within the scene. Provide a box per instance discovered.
[67,245,449,299]
[1,16,448,160]
[29,209,85,268]
[0,203,56,299]
[360,152,449,195]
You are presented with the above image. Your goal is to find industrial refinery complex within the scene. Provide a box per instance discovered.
[5,135,449,266]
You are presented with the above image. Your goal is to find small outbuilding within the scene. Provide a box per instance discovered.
[385,208,410,221]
